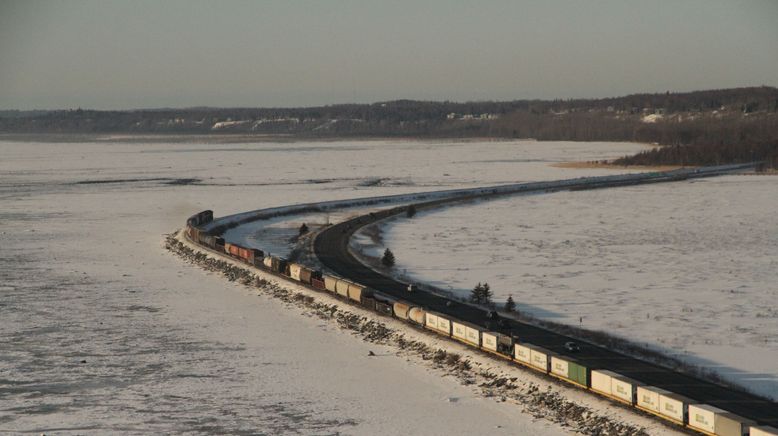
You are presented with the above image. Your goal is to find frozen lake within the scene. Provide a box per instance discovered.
[1,138,686,434]
[359,173,778,400]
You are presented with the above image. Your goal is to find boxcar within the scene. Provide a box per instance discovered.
[361,295,376,311]
[311,276,326,290]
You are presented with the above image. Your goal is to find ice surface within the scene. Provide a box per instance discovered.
[0,139,676,434]
[365,174,778,399]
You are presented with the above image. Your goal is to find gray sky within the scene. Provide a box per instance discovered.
[1,0,777,110]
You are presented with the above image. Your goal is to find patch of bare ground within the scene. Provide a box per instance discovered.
[165,231,658,436]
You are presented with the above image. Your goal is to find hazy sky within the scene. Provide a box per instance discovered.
[1,0,777,109]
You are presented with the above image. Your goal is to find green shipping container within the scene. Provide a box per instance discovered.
[568,362,589,387]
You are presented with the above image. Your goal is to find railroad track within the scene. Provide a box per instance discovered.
[312,164,778,427]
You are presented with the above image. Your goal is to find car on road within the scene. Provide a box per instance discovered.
[564,341,581,352]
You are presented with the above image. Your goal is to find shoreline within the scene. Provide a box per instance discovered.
[0,132,530,144]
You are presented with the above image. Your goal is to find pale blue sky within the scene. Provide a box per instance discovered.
[1,0,776,109]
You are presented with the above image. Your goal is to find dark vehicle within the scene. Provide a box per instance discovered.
[407,283,418,293]
[564,341,581,352]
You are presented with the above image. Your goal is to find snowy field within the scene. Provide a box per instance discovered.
[360,174,778,400]
[1,138,678,434]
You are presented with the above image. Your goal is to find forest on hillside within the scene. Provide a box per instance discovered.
[2,87,777,168]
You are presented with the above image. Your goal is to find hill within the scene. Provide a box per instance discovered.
[2,87,777,168]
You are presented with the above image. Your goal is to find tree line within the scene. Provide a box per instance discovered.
[2,87,776,168]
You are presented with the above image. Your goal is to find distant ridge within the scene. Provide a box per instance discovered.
[2,87,776,168]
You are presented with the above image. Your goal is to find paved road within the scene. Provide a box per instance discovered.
[313,169,778,426]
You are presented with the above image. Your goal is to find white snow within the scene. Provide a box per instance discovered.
[362,174,778,400]
[642,113,663,123]
[0,138,666,434]
[211,120,250,129]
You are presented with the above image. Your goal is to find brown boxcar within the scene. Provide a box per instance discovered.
[361,296,376,311]
[311,277,326,290]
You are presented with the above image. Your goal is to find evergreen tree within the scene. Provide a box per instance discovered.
[382,248,395,267]
[406,204,417,218]
[504,295,516,312]
[482,282,493,304]
[470,282,483,303]
[299,223,309,235]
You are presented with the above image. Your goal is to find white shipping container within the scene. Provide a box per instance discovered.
[751,426,778,436]
[611,374,641,405]
[514,343,531,364]
[465,325,480,346]
[452,321,468,341]
[659,392,690,423]
[637,385,670,414]
[688,404,719,434]
[482,332,498,352]
[550,356,569,378]
[288,263,302,281]
[590,370,616,396]
[437,316,451,335]
[425,313,438,331]
[529,348,549,372]
[715,412,755,436]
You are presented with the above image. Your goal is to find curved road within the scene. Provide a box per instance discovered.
[313,168,778,425]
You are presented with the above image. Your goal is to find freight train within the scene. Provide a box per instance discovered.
[185,201,776,436]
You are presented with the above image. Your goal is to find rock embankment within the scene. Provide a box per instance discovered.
[166,232,651,436]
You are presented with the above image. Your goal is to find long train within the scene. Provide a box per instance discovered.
[184,208,776,436]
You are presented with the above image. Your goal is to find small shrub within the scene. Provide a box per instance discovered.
[382,248,395,267]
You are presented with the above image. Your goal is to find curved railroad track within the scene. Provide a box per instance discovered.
[313,165,778,426]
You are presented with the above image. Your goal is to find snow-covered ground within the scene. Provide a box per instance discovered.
[1,139,670,434]
[360,174,778,400]
[220,139,652,261]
